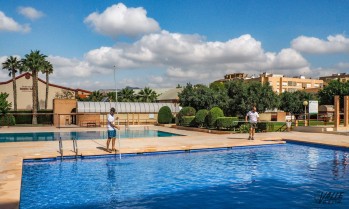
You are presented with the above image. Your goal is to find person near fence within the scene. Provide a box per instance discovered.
[107,107,120,152]
[245,106,259,140]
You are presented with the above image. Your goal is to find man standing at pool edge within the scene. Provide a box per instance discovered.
[245,106,259,140]
[107,107,120,152]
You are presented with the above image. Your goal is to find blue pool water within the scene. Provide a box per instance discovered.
[20,143,349,209]
[0,130,181,142]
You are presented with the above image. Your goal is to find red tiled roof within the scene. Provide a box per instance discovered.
[0,72,91,93]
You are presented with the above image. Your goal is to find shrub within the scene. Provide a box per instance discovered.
[0,114,16,126]
[206,107,224,128]
[10,110,53,124]
[0,93,11,114]
[158,106,173,124]
[195,109,209,127]
[181,116,196,127]
[177,107,196,125]
[257,122,268,132]
[216,117,239,130]
[238,123,249,133]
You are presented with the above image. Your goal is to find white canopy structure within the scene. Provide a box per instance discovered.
[77,102,180,113]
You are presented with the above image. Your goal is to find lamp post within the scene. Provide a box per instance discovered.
[303,100,308,126]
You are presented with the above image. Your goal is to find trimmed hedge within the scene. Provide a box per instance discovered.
[257,122,274,132]
[158,106,173,124]
[181,116,195,127]
[177,107,196,125]
[0,114,15,126]
[195,109,209,127]
[10,110,53,124]
[206,107,224,128]
[216,117,239,130]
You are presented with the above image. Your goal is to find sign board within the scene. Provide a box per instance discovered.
[309,100,318,114]
[149,114,154,119]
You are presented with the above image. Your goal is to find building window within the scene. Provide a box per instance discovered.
[306,83,311,88]
[314,84,319,88]
[277,82,280,86]
[282,82,288,86]
[297,83,302,87]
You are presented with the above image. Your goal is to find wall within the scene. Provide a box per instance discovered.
[53,99,77,127]
[0,73,76,110]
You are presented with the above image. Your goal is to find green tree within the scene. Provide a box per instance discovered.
[0,93,12,114]
[43,60,53,109]
[119,88,136,102]
[106,92,116,102]
[280,91,316,120]
[178,83,229,111]
[2,56,21,111]
[21,50,47,124]
[87,91,104,102]
[225,80,279,116]
[318,79,349,108]
[137,87,158,102]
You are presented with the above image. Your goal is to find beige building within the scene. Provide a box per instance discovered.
[319,73,349,84]
[249,72,324,94]
[214,73,249,82]
[0,72,91,110]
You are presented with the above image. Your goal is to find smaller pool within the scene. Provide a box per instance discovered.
[0,130,182,143]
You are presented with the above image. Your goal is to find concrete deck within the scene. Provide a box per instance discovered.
[1,126,349,209]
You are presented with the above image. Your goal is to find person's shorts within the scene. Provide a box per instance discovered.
[107,130,116,138]
[249,122,257,129]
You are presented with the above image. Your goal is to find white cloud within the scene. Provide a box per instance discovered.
[17,7,44,20]
[271,48,309,70]
[85,31,268,68]
[291,34,349,54]
[47,56,93,78]
[0,11,30,32]
[84,3,160,38]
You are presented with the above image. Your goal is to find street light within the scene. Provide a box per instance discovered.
[303,100,308,126]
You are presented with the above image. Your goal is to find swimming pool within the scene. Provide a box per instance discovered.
[0,130,182,142]
[20,143,349,208]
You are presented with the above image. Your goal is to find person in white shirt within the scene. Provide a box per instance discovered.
[107,107,120,152]
[245,106,259,140]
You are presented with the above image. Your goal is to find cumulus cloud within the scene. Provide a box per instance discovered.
[271,48,309,69]
[0,11,30,32]
[84,3,160,38]
[47,56,94,78]
[17,7,44,20]
[85,31,268,68]
[291,34,349,54]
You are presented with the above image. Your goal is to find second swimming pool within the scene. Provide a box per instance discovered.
[0,130,182,142]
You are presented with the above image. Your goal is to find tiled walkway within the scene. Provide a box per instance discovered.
[0,126,348,209]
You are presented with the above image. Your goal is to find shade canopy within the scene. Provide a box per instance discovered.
[77,102,180,113]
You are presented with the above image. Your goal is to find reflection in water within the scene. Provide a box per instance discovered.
[332,151,349,179]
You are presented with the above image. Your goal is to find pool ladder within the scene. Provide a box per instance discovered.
[59,137,63,159]
[58,137,79,160]
[72,137,78,157]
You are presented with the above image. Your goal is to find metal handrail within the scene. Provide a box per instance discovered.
[72,137,78,157]
[59,137,63,160]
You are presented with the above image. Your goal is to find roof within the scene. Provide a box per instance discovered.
[319,105,334,112]
[77,102,180,113]
[157,88,182,101]
[0,72,91,93]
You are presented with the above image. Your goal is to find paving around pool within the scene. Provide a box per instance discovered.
[1,126,349,209]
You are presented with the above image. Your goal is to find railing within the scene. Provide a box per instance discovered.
[59,137,63,160]
[72,137,78,158]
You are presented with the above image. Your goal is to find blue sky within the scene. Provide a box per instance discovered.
[1,0,349,90]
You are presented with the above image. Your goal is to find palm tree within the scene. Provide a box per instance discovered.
[21,50,47,124]
[119,88,136,102]
[2,56,21,111]
[88,91,104,102]
[137,87,158,102]
[106,92,116,102]
[43,60,53,109]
